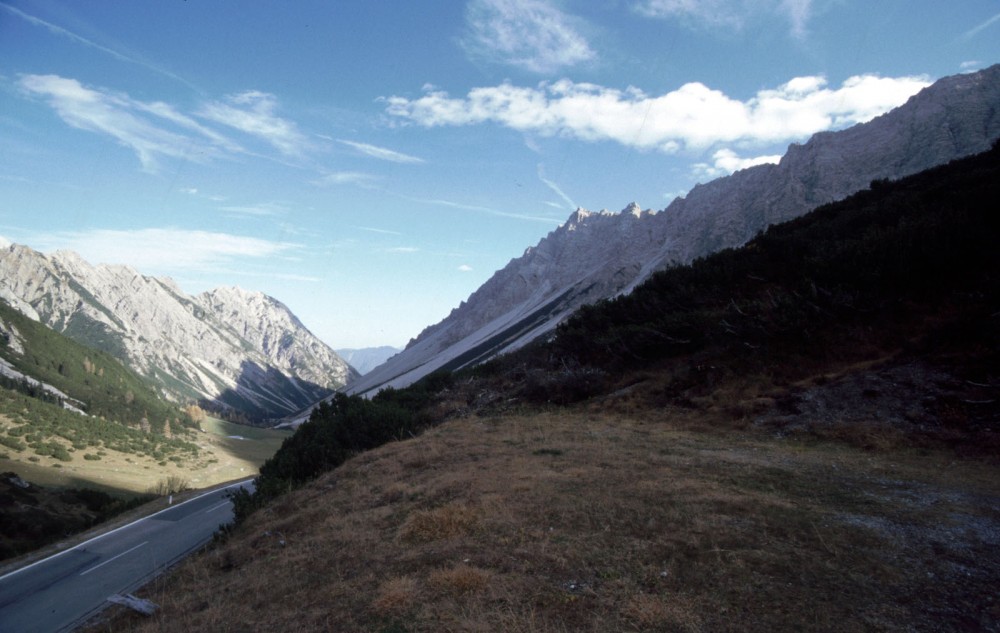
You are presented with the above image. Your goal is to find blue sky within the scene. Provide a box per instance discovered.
[1,1,998,348]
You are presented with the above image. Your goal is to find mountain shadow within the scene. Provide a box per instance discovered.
[205,360,334,426]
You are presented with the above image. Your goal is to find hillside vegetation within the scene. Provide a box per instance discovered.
[0,301,296,559]
[0,300,186,433]
[91,144,1000,632]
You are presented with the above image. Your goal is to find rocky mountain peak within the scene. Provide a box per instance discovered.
[348,65,1000,396]
[0,243,357,421]
[621,202,643,217]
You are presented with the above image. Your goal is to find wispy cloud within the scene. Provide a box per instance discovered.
[960,11,1000,41]
[178,187,227,201]
[18,74,227,172]
[312,171,380,187]
[0,3,198,90]
[199,91,311,157]
[29,228,300,273]
[634,0,814,39]
[462,0,595,73]
[17,74,327,172]
[356,226,402,236]
[218,201,290,217]
[458,264,474,272]
[537,164,577,209]
[385,246,420,254]
[339,140,424,164]
[401,194,560,224]
[386,73,930,153]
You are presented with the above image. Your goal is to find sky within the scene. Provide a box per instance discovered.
[1,1,998,349]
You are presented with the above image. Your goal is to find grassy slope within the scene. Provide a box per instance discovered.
[88,146,1000,632]
[91,412,999,632]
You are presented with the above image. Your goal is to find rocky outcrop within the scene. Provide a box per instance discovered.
[0,245,357,420]
[348,65,1000,396]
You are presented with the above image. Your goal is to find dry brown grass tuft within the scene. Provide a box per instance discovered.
[623,592,703,632]
[397,502,481,543]
[372,575,420,615]
[427,563,492,597]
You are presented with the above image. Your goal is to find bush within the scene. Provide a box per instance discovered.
[147,475,190,496]
[0,435,25,451]
[232,382,442,523]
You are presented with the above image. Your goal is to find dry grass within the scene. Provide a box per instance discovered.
[0,415,287,494]
[87,409,1000,633]
[398,503,481,543]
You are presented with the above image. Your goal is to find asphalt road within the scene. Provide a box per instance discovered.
[0,479,253,633]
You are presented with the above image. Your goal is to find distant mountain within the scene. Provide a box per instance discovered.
[0,245,357,421]
[336,346,402,376]
[348,64,1000,396]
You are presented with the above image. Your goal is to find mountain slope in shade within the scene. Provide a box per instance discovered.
[0,244,357,421]
[348,64,1000,396]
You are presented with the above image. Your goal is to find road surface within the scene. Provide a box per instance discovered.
[0,479,252,633]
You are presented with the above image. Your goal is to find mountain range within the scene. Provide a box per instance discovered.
[347,64,1000,397]
[0,245,357,421]
[2,66,998,425]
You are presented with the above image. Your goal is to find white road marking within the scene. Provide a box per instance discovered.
[204,501,231,514]
[79,541,148,576]
[0,479,252,583]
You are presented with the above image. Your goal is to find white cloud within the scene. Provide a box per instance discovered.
[339,140,424,164]
[31,228,300,273]
[18,74,227,172]
[199,91,310,156]
[386,73,930,152]
[462,0,595,73]
[385,246,420,254]
[692,148,781,179]
[634,0,814,38]
[458,264,473,272]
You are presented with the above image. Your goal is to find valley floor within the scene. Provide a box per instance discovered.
[90,408,999,632]
[0,416,288,563]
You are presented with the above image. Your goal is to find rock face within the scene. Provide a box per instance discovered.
[0,245,357,421]
[348,64,1000,396]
